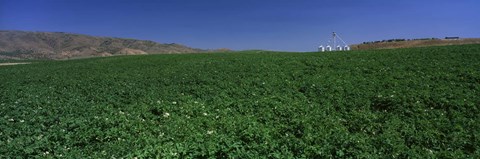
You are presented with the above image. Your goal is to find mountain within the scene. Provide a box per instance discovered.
[351,38,480,50]
[0,30,207,59]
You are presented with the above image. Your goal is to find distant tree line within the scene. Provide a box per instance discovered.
[0,50,33,56]
[362,38,439,44]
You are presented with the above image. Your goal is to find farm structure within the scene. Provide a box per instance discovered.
[318,32,350,52]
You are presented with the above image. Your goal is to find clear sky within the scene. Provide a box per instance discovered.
[1,0,479,52]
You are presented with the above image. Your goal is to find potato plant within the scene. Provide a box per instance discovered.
[1,45,479,158]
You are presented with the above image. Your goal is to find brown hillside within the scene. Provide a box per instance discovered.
[0,30,206,59]
[351,38,480,50]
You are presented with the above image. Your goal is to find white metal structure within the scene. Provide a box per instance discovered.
[325,45,332,51]
[318,45,325,52]
[318,32,350,52]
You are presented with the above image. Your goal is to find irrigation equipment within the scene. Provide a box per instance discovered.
[318,32,350,52]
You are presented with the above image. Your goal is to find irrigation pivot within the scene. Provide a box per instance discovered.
[318,32,350,52]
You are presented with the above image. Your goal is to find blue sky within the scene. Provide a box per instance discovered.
[1,0,479,51]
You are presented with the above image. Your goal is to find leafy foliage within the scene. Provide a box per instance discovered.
[1,45,479,158]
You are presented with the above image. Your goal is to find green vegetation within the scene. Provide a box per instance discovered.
[1,45,479,158]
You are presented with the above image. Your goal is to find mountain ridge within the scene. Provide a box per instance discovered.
[0,30,210,59]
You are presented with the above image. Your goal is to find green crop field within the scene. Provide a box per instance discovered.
[1,45,479,158]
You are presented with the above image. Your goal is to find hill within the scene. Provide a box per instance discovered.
[0,30,206,59]
[1,45,479,158]
[351,38,480,50]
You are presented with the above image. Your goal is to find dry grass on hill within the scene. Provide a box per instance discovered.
[351,38,480,50]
